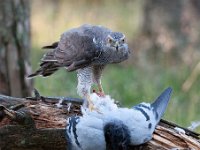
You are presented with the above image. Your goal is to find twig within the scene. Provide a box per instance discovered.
[160,119,200,139]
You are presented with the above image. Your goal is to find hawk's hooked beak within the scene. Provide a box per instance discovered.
[116,45,119,51]
[115,42,119,51]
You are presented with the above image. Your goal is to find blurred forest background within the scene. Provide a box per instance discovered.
[1,0,200,131]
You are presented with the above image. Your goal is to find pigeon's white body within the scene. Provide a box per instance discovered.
[66,88,172,150]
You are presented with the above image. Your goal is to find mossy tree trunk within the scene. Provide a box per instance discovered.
[0,94,200,150]
[134,0,200,67]
[0,0,32,97]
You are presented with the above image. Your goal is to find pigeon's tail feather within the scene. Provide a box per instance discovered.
[104,120,130,150]
[151,87,172,121]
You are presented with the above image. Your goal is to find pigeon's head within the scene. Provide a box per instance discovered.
[104,32,130,63]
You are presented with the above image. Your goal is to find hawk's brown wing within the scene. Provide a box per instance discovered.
[28,31,100,78]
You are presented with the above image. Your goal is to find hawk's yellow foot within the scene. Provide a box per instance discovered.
[86,95,102,113]
[97,83,105,97]
[92,89,105,97]
[92,83,105,97]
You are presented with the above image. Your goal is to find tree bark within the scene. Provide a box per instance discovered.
[0,126,67,150]
[0,0,32,97]
[0,93,200,150]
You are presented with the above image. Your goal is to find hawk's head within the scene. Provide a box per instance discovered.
[107,32,126,50]
[104,32,130,63]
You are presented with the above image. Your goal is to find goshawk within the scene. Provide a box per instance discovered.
[28,24,130,110]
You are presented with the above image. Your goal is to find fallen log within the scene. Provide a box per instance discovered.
[0,91,200,150]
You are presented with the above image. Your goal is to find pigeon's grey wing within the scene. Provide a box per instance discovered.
[132,87,172,124]
[151,87,172,121]
[54,31,101,71]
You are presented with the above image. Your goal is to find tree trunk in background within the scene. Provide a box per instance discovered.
[134,0,200,67]
[0,0,32,97]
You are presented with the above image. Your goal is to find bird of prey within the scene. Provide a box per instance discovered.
[66,87,172,150]
[28,24,130,110]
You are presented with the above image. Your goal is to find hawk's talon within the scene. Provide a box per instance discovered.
[87,98,102,114]
[96,92,105,97]
[92,90,105,97]
[89,104,102,114]
[88,103,95,111]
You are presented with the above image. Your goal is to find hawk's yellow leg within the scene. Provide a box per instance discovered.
[86,94,95,111]
[97,83,105,97]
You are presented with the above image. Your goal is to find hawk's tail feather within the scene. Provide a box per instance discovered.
[41,50,57,62]
[27,62,60,78]
[42,42,58,49]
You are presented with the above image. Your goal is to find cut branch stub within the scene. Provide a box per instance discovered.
[0,104,35,128]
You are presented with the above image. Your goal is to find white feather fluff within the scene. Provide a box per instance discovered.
[77,93,156,147]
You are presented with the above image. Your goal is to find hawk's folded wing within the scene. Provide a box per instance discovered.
[28,31,101,78]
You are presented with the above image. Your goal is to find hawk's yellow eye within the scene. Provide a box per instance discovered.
[107,35,114,44]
